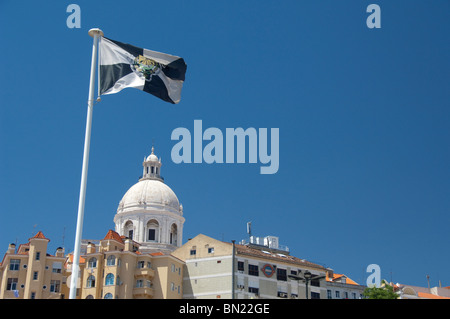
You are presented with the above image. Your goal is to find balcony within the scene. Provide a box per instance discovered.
[134,268,155,278]
[133,286,154,299]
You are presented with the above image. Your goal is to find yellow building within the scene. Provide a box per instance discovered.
[63,229,184,299]
[0,231,66,299]
[1,147,187,299]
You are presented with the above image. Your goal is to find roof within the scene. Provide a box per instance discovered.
[103,229,124,243]
[29,231,50,242]
[418,292,450,299]
[235,244,326,271]
[326,273,360,285]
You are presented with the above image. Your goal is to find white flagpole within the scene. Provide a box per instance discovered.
[69,28,104,299]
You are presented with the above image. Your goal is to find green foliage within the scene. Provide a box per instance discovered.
[363,280,398,299]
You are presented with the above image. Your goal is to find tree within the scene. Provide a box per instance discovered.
[363,280,398,299]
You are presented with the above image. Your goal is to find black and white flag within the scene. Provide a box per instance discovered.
[99,37,187,104]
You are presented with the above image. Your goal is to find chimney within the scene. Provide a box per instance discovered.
[326,268,334,279]
[7,243,16,254]
[124,239,133,252]
[55,247,65,257]
[87,242,96,254]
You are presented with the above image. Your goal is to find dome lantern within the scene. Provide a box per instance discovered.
[141,146,163,182]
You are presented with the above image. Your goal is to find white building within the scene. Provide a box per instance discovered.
[113,147,185,254]
[172,234,329,299]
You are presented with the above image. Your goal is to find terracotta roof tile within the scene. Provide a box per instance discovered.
[29,231,50,242]
[103,230,124,243]
[418,292,450,299]
[150,252,165,256]
[326,273,360,285]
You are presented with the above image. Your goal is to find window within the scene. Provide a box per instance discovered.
[171,282,175,291]
[33,272,38,280]
[335,291,340,299]
[277,291,288,298]
[128,230,133,240]
[9,259,20,271]
[248,287,259,294]
[237,261,244,272]
[31,292,36,299]
[88,257,97,268]
[276,268,287,281]
[208,247,214,254]
[107,255,116,266]
[137,261,145,269]
[6,278,18,290]
[327,290,332,299]
[50,280,60,293]
[344,292,348,299]
[311,278,321,287]
[147,220,159,242]
[190,249,196,256]
[352,292,356,299]
[35,252,40,260]
[248,264,259,276]
[52,262,62,273]
[148,229,156,241]
[105,273,114,286]
[86,275,95,288]
[311,292,321,299]
[136,279,143,288]
[104,293,113,299]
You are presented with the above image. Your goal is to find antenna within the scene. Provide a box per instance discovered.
[62,226,66,248]
[32,224,37,237]
[426,274,430,289]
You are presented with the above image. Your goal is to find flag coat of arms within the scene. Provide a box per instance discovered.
[99,37,187,104]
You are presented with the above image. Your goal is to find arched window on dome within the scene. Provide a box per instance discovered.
[124,221,134,240]
[104,293,113,299]
[147,219,159,242]
[170,223,178,246]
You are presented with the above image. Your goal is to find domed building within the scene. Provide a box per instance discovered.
[113,147,185,254]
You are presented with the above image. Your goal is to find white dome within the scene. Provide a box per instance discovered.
[117,179,181,213]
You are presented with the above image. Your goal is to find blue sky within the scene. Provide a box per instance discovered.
[0,1,449,288]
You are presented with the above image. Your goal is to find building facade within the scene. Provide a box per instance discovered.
[172,234,329,299]
[0,231,66,299]
[325,270,365,299]
[63,229,184,299]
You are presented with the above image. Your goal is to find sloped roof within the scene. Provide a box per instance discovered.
[235,244,326,271]
[29,231,50,242]
[103,229,124,243]
[418,292,450,299]
[326,273,360,285]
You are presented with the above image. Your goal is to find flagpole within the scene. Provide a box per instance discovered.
[69,28,103,299]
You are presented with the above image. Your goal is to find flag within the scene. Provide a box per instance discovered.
[13,290,19,298]
[99,37,187,104]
